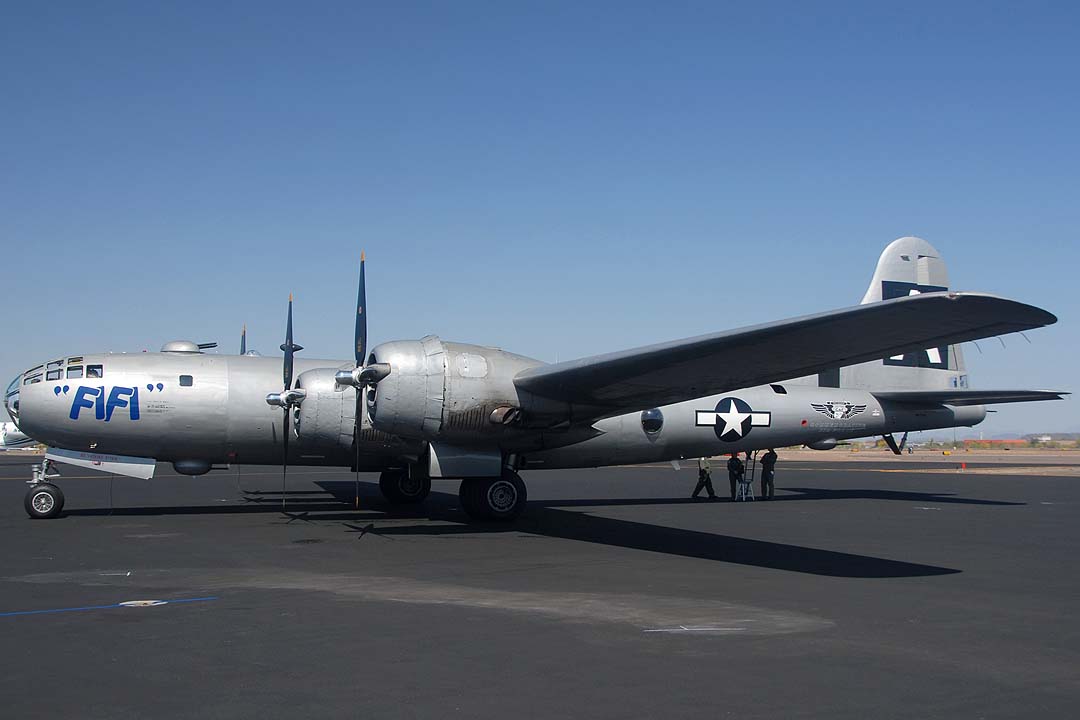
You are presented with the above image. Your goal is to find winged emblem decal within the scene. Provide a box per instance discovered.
[810,402,867,420]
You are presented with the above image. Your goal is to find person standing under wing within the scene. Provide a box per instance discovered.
[760,448,778,500]
[727,453,744,501]
[693,456,717,499]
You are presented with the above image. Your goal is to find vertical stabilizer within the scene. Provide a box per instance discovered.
[834,237,968,391]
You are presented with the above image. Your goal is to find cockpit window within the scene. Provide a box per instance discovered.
[4,377,19,423]
[179,375,193,387]
[47,360,64,370]
[68,356,83,364]
[23,376,41,385]
[67,366,83,379]
[86,365,104,379]
[46,370,62,382]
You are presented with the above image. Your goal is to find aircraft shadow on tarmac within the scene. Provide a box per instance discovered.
[59,480,993,579]
[775,487,1023,506]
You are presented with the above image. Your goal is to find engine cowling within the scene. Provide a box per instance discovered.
[292,367,356,464]
[365,336,562,443]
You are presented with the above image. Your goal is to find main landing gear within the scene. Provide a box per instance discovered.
[24,458,64,519]
[378,467,432,505]
[380,464,528,522]
[458,469,527,522]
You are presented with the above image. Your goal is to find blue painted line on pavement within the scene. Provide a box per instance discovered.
[0,596,219,617]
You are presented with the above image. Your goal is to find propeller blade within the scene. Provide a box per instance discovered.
[240,324,247,355]
[353,253,368,510]
[355,252,367,367]
[281,406,290,511]
[280,294,303,391]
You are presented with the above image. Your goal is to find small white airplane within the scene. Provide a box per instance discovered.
[0,422,35,450]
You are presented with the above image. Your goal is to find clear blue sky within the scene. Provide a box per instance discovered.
[2,2,1076,434]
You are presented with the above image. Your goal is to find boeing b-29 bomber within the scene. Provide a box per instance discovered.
[6,237,1065,520]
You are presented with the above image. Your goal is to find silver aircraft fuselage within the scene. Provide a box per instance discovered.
[10,347,984,472]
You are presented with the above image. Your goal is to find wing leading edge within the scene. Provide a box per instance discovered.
[514,292,1058,418]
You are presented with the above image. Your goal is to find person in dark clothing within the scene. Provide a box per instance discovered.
[726,453,744,500]
[760,448,778,499]
[692,457,717,499]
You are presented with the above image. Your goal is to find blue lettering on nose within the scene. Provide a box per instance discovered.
[69,387,102,420]
[105,386,140,421]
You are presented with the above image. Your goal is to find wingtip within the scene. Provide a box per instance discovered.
[944,292,1058,329]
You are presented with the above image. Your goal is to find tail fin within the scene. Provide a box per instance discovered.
[828,237,968,391]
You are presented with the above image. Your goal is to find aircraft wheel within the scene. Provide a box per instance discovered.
[459,471,527,522]
[458,479,483,518]
[24,484,64,519]
[379,469,431,504]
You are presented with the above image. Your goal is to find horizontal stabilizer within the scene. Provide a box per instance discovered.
[872,390,1068,406]
[515,291,1057,420]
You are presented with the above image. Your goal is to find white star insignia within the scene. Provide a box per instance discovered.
[716,399,749,437]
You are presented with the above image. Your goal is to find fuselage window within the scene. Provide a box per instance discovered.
[770,384,787,394]
[641,408,664,434]
[68,356,83,364]
[86,365,104,379]
[67,366,83,379]
[179,375,193,387]
[46,370,62,382]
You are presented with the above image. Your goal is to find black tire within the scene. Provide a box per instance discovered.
[459,471,527,522]
[24,484,64,519]
[458,478,482,518]
[379,470,431,505]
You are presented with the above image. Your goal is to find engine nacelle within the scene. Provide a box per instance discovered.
[292,367,357,464]
[365,336,562,443]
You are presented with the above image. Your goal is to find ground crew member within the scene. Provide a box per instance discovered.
[760,448,778,499]
[692,457,717,499]
[727,453,744,500]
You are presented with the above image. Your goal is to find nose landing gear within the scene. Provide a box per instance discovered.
[24,458,64,519]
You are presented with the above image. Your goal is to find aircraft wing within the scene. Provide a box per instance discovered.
[514,292,1058,419]
[872,389,1068,406]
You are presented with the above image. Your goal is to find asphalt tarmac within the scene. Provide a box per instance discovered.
[1,454,1077,719]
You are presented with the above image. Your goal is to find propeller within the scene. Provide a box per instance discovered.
[334,252,392,508]
[266,294,306,511]
[335,253,391,391]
